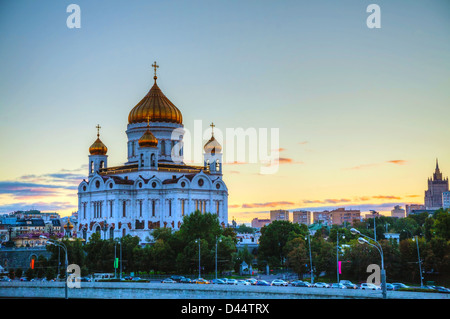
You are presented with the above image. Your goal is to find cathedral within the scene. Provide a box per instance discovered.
[77,63,228,243]
[424,159,448,209]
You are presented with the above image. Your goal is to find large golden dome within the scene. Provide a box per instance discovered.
[128,77,183,125]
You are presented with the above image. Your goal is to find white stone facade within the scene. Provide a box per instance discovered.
[77,77,228,243]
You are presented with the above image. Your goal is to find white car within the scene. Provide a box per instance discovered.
[227,279,238,285]
[314,282,330,288]
[237,280,250,285]
[331,283,347,289]
[360,283,381,290]
[271,279,288,286]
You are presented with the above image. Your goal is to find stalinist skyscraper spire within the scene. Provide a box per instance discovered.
[425,159,448,209]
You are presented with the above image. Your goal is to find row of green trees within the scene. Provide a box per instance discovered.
[257,209,450,285]
[23,211,240,279]
[17,208,450,286]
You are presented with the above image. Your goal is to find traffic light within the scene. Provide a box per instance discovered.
[30,258,35,270]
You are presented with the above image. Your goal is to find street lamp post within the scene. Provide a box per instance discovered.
[215,236,222,279]
[102,220,108,240]
[120,238,122,280]
[195,239,201,279]
[305,233,314,284]
[336,231,345,283]
[40,235,68,299]
[414,236,424,288]
[351,228,386,299]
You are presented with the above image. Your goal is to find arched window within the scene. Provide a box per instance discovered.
[161,140,166,155]
[215,159,220,172]
[100,161,104,169]
[151,154,156,167]
[140,153,144,166]
[109,228,114,240]
[90,161,94,174]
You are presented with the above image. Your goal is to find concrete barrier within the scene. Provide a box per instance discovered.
[0,282,448,299]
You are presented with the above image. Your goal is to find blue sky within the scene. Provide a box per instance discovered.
[0,1,449,221]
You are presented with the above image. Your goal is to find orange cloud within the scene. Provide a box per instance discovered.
[241,201,296,208]
[387,160,408,165]
[372,195,402,200]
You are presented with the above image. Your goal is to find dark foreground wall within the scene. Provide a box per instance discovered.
[0,282,448,299]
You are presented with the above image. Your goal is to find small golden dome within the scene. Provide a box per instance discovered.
[89,125,107,155]
[128,79,183,125]
[204,136,222,154]
[64,221,74,230]
[139,128,158,148]
[89,138,108,155]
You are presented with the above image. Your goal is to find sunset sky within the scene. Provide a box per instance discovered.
[0,0,449,223]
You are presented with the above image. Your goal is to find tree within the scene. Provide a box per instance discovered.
[236,224,255,234]
[285,237,308,276]
[233,245,254,273]
[434,209,450,240]
[258,220,308,269]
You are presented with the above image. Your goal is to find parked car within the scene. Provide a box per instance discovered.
[161,278,176,283]
[331,283,347,289]
[237,280,250,285]
[256,280,270,286]
[289,280,304,286]
[392,283,409,290]
[80,277,91,282]
[170,275,185,282]
[0,276,11,282]
[340,280,357,289]
[385,283,395,291]
[194,278,210,284]
[271,279,288,286]
[180,278,192,284]
[132,277,142,281]
[211,279,226,285]
[220,278,229,284]
[314,282,330,288]
[246,278,257,285]
[227,279,238,285]
[293,281,312,287]
[360,283,381,290]
[20,277,28,281]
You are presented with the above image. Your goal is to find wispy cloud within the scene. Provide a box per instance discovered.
[345,160,409,170]
[302,198,352,204]
[241,201,296,209]
[372,195,402,200]
[387,160,408,165]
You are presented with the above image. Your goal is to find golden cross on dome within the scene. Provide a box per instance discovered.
[146,115,151,127]
[96,124,101,137]
[152,61,159,78]
[210,122,215,136]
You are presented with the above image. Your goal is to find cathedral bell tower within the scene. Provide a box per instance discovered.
[137,118,159,171]
[203,122,222,175]
[88,125,108,177]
